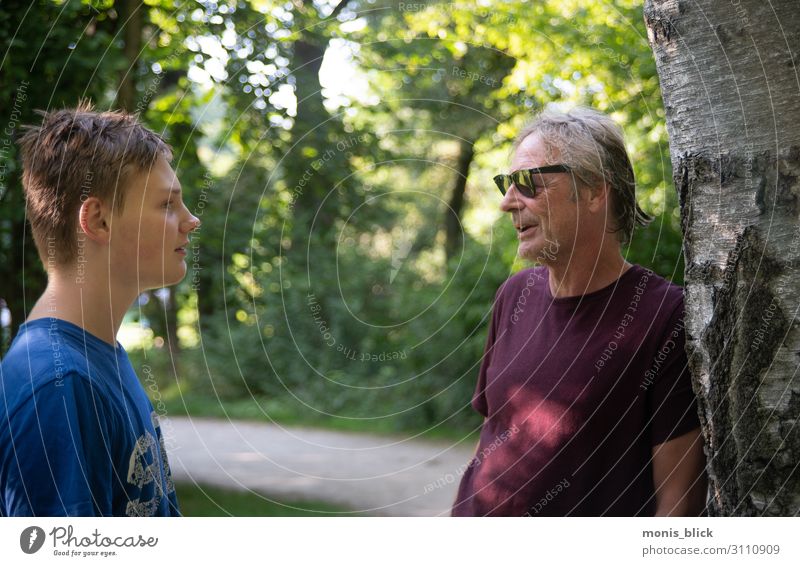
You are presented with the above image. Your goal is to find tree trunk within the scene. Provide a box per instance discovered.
[2,214,46,352]
[115,0,144,112]
[286,35,337,238]
[444,138,474,261]
[164,288,181,371]
[115,1,182,362]
[645,0,800,516]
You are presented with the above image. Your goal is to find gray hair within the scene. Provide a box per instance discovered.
[513,106,652,244]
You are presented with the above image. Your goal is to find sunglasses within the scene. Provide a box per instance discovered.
[493,164,573,199]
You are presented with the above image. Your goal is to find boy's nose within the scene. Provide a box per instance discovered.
[182,214,201,233]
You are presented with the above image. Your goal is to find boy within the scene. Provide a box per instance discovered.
[0,103,199,516]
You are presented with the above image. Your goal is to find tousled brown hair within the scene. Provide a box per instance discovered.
[17,101,172,266]
[515,106,652,245]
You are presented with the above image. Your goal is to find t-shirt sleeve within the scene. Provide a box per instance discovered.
[2,372,115,516]
[472,286,504,417]
[647,299,701,446]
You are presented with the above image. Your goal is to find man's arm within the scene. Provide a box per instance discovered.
[652,427,707,516]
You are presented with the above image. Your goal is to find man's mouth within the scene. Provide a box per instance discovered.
[516,224,538,235]
[175,242,189,253]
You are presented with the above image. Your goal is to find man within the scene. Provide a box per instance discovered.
[452,107,707,516]
[0,103,199,516]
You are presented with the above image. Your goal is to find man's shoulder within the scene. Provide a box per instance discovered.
[619,266,686,341]
[497,266,549,299]
[629,265,684,310]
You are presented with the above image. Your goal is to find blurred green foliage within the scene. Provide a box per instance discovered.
[2,0,684,435]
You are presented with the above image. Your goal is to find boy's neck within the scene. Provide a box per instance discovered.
[26,268,137,347]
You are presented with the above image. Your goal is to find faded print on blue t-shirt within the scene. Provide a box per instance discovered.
[0,318,179,517]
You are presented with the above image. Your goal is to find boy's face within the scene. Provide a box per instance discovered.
[111,155,200,291]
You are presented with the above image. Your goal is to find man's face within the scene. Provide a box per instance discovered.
[500,134,580,264]
[110,155,199,291]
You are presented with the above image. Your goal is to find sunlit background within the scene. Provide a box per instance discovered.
[0,0,683,439]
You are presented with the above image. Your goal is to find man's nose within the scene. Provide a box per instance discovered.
[500,185,525,212]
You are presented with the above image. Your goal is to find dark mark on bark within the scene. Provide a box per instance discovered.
[696,226,795,515]
[644,2,679,45]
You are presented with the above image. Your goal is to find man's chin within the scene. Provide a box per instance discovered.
[518,244,548,264]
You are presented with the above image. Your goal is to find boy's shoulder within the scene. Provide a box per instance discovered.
[0,319,120,419]
[2,318,82,378]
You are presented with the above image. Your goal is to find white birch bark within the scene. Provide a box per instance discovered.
[645,0,800,515]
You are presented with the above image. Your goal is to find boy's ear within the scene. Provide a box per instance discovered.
[78,197,112,244]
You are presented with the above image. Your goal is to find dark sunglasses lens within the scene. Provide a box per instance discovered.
[494,175,510,195]
[511,172,535,198]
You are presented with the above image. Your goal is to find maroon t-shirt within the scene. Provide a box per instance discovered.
[452,264,700,516]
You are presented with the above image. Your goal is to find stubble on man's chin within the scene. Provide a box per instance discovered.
[519,246,544,265]
[519,236,561,266]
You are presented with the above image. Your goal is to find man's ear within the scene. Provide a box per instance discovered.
[78,197,112,244]
[585,181,610,213]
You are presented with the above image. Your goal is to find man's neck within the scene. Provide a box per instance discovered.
[26,268,137,346]
[546,246,630,299]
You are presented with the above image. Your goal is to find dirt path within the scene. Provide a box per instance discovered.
[164,417,476,516]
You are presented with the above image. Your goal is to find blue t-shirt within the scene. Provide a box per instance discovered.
[0,318,180,516]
